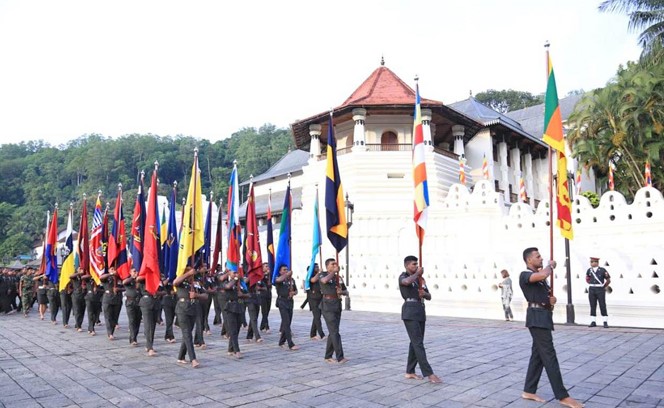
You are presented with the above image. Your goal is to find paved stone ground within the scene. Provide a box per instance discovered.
[0,306,662,408]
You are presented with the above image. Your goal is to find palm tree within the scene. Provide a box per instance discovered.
[599,0,664,58]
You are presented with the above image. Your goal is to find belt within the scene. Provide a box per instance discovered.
[105,290,111,294]
[528,302,547,309]
[405,298,421,302]
[589,284,605,287]
[278,296,290,299]
[142,295,158,299]
[323,294,339,300]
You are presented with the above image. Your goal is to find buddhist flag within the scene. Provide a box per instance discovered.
[177,152,205,276]
[108,186,129,279]
[163,186,179,282]
[645,161,652,187]
[542,51,573,240]
[76,196,90,278]
[45,206,58,283]
[59,205,75,291]
[519,177,527,202]
[305,189,321,291]
[272,182,292,284]
[482,154,489,180]
[140,165,161,294]
[244,182,263,287]
[226,163,242,273]
[325,112,347,253]
[459,157,466,184]
[608,165,615,191]
[131,174,146,271]
[89,195,105,283]
[266,190,275,275]
[575,169,582,196]
[412,81,430,244]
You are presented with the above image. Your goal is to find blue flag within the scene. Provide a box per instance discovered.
[304,190,321,290]
[200,196,213,267]
[272,183,291,284]
[163,187,179,283]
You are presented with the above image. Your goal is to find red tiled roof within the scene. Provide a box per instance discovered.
[340,65,443,107]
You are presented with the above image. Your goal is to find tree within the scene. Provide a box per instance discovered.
[474,89,544,113]
[599,0,664,62]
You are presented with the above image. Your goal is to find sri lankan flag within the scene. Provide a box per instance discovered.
[543,51,573,240]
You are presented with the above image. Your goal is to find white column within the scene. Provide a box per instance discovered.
[524,152,534,206]
[308,124,322,162]
[511,146,522,198]
[452,125,465,158]
[498,141,509,202]
[352,108,368,152]
[421,109,434,152]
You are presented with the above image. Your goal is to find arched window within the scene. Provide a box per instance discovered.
[381,131,398,151]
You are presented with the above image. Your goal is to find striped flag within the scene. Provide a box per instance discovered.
[176,153,204,276]
[59,205,75,291]
[519,177,527,202]
[266,190,275,275]
[608,165,615,191]
[89,195,105,284]
[226,163,242,272]
[44,206,58,283]
[459,157,466,184]
[482,154,489,180]
[575,169,582,196]
[412,81,429,244]
[645,161,652,187]
[542,50,573,240]
[325,112,348,253]
[244,182,263,287]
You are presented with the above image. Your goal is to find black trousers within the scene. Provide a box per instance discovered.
[103,302,121,336]
[260,294,272,331]
[226,310,242,353]
[60,291,72,326]
[220,297,229,337]
[72,294,85,329]
[212,292,222,326]
[278,303,294,348]
[86,299,100,333]
[202,295,212,332]
[403,319,433,377]
[140,301,158,351]
[176,312,196,361]
[309,297,325,338]
[162,295,176,340]
[588,287,608,317]
[246,302,261,340]
[524,327,569,400]
[125,301,142,344]
[47,291,60,322]
[194,301,205,345]
[322,300,343,360]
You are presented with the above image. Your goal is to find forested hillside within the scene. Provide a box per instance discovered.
[0,124,292,260]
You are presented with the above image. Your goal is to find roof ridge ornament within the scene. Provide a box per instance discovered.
[380,55,385,66]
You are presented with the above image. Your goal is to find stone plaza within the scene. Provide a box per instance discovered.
[0,307,662,407]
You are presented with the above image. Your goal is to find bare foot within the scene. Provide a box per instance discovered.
[522,392,546,403]
[235,352,242,359]
[200,344,207,349]
[325,358,336,364]
[559,397,584,408]
[289,345,300,351]
[148,349,157,357]
[108,335,114,341]
[428,374,442,384]
[338,358,349,364]
[404,373,423,380]
[256,338,264,343]
[131,341,138,346]
[64,324,69,328]
[77,328,83,332]
[191,360,200,368]
[176,359,187,364]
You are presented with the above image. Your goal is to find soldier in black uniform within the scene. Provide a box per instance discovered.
[224,271,248,357]
[275,265,299,351]
[245,275,263,343]
[192,269,207,349]
[122,268,142,346]
[137,274,159,356]
[306,263,325,340]
[519,247,584,408]
[399,255,441,383]
[319,259,348,363]
[85,277,103,336]
[201,266,214,335]
[46,278,60,324]
[259,263,272,333]
[161,277,176,343]
[586,256,611,328]
[100,267,123,340]
[59,280,72,327]
[173,266,207,368]
[70,268,87,331]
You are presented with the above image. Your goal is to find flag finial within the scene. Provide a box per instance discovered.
[55,202,59,210]
[118,182,122,191]
[210,191,214,200]
[414,74,419,83]
[380,55,385,66]
[233,159,237,167]
[106,202,110,211]
[83,193,87,200]
[140,170,145,180]
[194,147,199,157]
[154,160,159,170]
[69,202,73,210]
[544,40,550,49]
[173,180,177,189]
[97,190,102,198]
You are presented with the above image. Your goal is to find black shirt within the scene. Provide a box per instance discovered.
[519,270,554,330]
[398,272,428,322]
[319,272,346,296]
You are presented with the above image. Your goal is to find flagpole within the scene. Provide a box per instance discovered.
[208,190,214,268]
[545,42,554,295]
[190,151,197,269]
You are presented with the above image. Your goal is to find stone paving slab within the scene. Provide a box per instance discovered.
[1,307,663,407]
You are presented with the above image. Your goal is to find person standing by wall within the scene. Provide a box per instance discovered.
[586,256,610,328]
[498,269,514,321]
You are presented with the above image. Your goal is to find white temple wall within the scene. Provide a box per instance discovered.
[464,129,493,182]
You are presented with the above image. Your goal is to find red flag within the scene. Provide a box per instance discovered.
[108,186,129,279]
[139,166,161,295]
[78,196,90,274]
[244,183,263,287]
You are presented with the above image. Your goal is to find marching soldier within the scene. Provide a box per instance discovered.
[586,256,611,328]
[60,279,73,327]
[46,277,60,324]
[161,277,176,343]
[306,263,325,340]
[173,266,207,368]
[100,267,123,340]
[275,265,299,351]
[19,268,35,317]
[137,273,160,356]
[122,268,142,346]
[69,268,87,331]
[259,262,272,333]
[319,259,348,363]
[224,270,248,357]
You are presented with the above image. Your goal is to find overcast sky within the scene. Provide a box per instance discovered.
[0,0,642,147]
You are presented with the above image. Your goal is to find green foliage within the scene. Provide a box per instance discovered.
[580,191,600,208]
[568,57,664,198]
[0,126,293,259]
[474,89,544,113]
